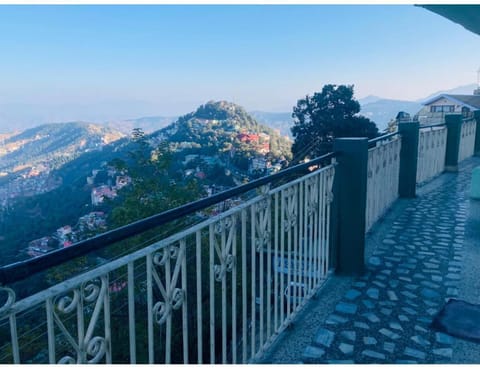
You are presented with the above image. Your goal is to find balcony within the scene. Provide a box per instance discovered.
[0,113,479,364]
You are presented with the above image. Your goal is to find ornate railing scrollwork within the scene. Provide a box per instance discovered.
[55,290,80,314]
[152,287,185,325]
[282,186,298,231]
[214,254,236,282]
[83,281,101,303]
[255,231,270,251]
[57,355,76,364]
[86,336,107,364]
[153,245,179,266]
[0,286,16,315]
[214,216,234,235]
[326,191,334,204]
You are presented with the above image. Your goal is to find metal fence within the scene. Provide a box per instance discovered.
[416,125,447,185]
[458,117,477,162]
[0,160,335,364]
[365,135,401,233]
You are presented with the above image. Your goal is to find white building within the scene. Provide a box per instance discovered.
[416,91,480,125]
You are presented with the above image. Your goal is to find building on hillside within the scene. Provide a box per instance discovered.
[77,211,107,232]
[257,133,271,154]
[26,237,54,257]
[56,225,72,240]
[91,185,117,206]
[115,175,131,190]
[238,133,259,144]
[415,89,480,125]
[238,132,270,154]
[249,156,271,174]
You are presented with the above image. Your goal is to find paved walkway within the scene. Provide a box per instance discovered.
[260,156,480,364]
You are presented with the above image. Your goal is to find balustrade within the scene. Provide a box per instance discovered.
[0,163,335,364]
[458,118,477,162]
[416,125,447,184]
[365,136,401,232]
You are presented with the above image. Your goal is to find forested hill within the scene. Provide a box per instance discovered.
[0,122,125,174]
[154,100,292,168]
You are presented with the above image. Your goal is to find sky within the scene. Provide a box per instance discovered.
[0,4,479,120]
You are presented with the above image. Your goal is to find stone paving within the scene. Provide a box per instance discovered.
[297,158,479,364]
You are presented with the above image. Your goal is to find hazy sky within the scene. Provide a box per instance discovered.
[0,4,479,116]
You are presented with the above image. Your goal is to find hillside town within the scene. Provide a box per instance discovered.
[24,164,131,258]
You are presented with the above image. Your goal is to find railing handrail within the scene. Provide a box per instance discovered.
[368,131,399,147]
[0,151,337,285]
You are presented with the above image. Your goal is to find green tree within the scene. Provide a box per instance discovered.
[291,84,378,161]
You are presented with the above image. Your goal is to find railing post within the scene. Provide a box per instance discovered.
[398,121,419,198]
[332,137,368,275]
[474,110,480,157]
[445,114,462,172]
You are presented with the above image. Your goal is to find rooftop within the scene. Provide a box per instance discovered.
[423,94,480,110]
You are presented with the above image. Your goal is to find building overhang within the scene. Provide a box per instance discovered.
[419,5,480,37]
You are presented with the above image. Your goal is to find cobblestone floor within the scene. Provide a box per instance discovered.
[298,158,480,364]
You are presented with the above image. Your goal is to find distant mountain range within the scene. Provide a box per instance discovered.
[359,99,422,131]
[250,111,293,137]
[358,84,478,131]
[105,116,177,135]
[1,83,478,136]
[417,83,478,103]
[253,84,480,134]
[0,122,124,175]
[0,100,166,133]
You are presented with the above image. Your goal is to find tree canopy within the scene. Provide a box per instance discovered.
[291,84,379,161]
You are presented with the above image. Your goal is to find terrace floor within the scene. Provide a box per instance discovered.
[259,156,480,364]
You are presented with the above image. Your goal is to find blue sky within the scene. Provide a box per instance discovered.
[0,4,479,117]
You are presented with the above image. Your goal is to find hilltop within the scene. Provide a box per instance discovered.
[152,100,292,183]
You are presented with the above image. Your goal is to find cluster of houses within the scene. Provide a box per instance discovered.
[26,211,107,257]
[237,132,271,154]
[89,169,132,206]
[0,165,61,211]
[25,164,133,259]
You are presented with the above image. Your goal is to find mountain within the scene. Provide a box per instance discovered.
[418,83,478,103]
[0,100,166,133]
[358,95,383,105]
[104,115,177,135]
[153,101,292,176]
[358,84,479,130]
[249,111,293,138]
[0,122,124,175]
[250,97,420,136]
[360,99,423,131]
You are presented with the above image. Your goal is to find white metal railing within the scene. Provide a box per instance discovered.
[416,125,447,185]
[458,118,477,162]
[0,163,335,364]
[365,136,401,233]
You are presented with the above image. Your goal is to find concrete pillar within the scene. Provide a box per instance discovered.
[445,114,463,172]
[332,137,368,275]
[474,110,480,157]
[398,121,419,198]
